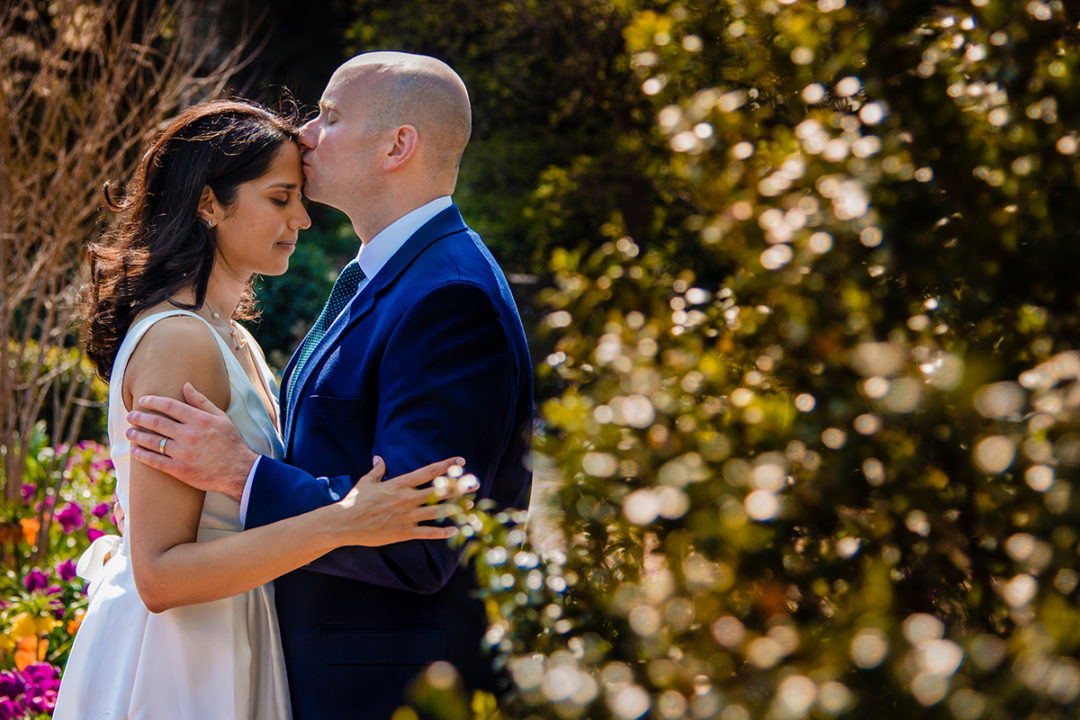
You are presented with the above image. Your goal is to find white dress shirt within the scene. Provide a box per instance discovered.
[239,196,454,522]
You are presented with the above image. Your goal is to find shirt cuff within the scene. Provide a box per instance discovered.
[238,455,261,525]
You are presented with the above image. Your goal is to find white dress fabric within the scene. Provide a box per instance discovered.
[53,310,290,720]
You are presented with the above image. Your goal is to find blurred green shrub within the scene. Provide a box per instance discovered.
[407,2,1080,719]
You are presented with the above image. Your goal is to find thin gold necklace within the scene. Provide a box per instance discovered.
[203,299,247,352]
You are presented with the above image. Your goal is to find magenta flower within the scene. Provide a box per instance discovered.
[20,483,34,504]
[56,502,84,533]
[24,664,59,690]
[0,697,24,720]
[91,502,111,519]
[87,527,104,542]
[56,559,78,582]
[0,670,23,698]
[90,457,114,482]
[25,692,56,715]
[20,664,59,715]
[23,568,49,593]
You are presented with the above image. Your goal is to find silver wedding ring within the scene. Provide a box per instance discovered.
[158,436,168,455]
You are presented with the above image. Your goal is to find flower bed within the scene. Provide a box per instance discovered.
[1,431,118,718]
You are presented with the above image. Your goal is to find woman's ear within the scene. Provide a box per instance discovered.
[197,186,220,227]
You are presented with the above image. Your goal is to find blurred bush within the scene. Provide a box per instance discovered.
[341,0,675,272]
[407,2,1080,719]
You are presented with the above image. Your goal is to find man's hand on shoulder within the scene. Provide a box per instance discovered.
[126,382,255,501]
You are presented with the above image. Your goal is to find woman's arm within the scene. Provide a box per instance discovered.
[122,318,460,613]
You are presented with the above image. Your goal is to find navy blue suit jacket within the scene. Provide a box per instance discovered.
[245,206,533,720]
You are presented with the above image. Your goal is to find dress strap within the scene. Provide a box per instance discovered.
[110,310,244,398]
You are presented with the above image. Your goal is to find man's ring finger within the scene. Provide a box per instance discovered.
[158,436,168,455]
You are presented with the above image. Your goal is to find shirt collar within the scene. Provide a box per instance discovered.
[355,196,453,282]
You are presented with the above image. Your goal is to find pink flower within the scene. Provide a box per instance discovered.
[20,664,59,714]
[0,670,24,698]
[87,527,104,542]
[91,502,111,519]
[0,696,23,720]
[23,568,49,593]
[56,559,78,582]
[56,503,84,534]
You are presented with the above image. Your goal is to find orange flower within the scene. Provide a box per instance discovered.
[20,517,40,545]
[66,607,87,635]
[14,635,48,671]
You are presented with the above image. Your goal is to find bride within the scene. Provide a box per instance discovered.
[52,99,468,719]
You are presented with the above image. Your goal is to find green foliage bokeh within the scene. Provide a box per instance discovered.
[405,2,1080,719]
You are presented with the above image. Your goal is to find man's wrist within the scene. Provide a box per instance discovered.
[225,448,258,502]
[237,453,262,523]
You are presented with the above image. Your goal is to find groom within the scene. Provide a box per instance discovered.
[126,52,533,719]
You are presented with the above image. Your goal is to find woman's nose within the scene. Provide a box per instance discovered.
[292,204,312,230]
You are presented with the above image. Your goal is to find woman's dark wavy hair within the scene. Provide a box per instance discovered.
[81,99,299,381]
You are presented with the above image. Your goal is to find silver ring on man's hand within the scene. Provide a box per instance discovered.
[158,437,168,455]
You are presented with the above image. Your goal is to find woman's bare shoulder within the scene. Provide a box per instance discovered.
[123,311,231,410]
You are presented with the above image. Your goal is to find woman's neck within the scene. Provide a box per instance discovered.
[168,271,244,321]
[201,274,244,320]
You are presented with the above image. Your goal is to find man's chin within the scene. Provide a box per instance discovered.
[301,186,330,206]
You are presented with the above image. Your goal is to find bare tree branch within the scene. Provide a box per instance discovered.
[1,0,257,561]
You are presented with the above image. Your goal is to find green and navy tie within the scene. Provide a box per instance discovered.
[287,259,364,406]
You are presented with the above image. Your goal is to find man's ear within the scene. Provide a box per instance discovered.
[197,186,221,226]
[383,125,418,171]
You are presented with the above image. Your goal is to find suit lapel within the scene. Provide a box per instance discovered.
[283,205,468,450]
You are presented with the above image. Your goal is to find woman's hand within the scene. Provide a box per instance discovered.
[332,456,477,547]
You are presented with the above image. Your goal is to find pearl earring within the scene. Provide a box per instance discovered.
[203,218,215,228]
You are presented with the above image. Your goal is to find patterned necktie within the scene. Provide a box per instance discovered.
[287,259,365,406]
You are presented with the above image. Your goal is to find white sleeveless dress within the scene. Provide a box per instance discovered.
[53,310,291,720]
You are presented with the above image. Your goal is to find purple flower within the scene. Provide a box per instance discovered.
[22,664,59,693]
[23,568,49,593]
[91,502,111,519]
[20,483,35,504]
[56,559,78,582]
[0,697,24,720]
[21,664,59,714]
[87,527,104,542]
[0,670,24,699]
[25,691,56,714]
[56,502,84,533]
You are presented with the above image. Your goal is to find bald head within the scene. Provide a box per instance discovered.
[335,52,472,183]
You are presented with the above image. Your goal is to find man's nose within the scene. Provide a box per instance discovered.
[298,120,317,150]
